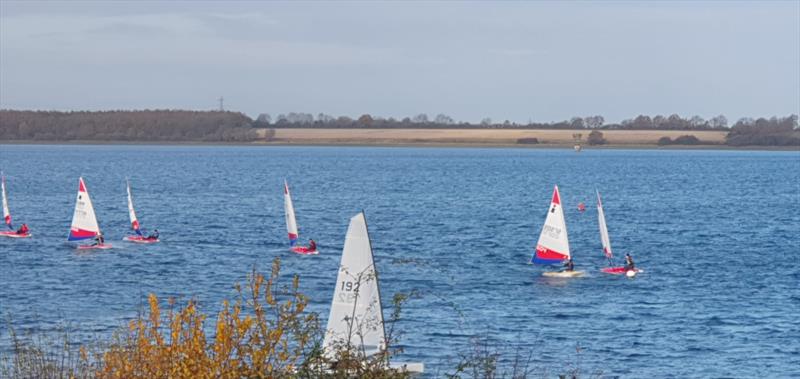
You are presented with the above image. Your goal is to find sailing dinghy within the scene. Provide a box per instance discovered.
[284,180,318,255]
[0,173,31,238]
[68,177,111,249]
[322,212,423,373]
[123,179,158,243]
[531,185,584,277]
[597,190,642,277]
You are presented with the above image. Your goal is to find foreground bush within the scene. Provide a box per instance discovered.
[99,259,319,378]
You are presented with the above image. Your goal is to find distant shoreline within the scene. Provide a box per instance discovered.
[3,128,799,151]
[2,140,798,152]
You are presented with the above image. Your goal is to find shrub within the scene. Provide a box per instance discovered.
[672,135,701,145]
[659,135,703,146]
[98,259,317,378]
[516,138,539,144]
[587,130,606,145]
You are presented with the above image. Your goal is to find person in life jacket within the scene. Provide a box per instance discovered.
[624,253,635,271]
[148,229,159,240]
[16,223,29,235]
[94,233,105,246]
[564,258,574,271]
[308,239,317,251]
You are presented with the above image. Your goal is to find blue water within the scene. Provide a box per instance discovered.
[1,145,799,377]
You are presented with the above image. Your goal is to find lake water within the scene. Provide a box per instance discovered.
[1,145,799,377]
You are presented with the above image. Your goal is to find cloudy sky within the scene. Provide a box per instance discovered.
[1,1,798,123]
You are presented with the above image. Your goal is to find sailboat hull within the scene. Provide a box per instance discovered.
[601,267,643,275]
[0,231,31,238]
[290,246,319,255]
[77,243,113,250]
[542,270,585,278]
[124,235,159,244]
[389,362,424,374]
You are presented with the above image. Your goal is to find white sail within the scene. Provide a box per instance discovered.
[68,177,101,241]
[323,212,385,358]
[532,185,571,264]
[1,173,10,228]
[284,180,299,245]
[597,190,613,259]
[126,179,140,233]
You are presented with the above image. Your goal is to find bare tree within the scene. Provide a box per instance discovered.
[412,114,429,123]
[434,114,454,124]
[709,115,728,129]
[584,115,604,129]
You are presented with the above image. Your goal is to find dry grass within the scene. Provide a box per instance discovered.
[255,128,727,146]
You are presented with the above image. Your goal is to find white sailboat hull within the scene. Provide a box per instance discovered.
[542,270,585,278]
[389,362,424,374]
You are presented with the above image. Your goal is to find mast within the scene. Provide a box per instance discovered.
[361,210,387,352]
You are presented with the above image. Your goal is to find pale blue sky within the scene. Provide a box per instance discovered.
[1,1,798,123]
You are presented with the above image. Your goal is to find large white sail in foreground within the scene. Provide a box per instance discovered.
[323,212,385,358]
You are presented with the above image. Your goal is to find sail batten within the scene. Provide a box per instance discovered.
[531,185,571,264]
[68,177,101,241]
[284,180,299,246]
[323,212,385,358]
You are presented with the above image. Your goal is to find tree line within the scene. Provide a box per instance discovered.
[0,110,256,142]
[255,112,735,130]
[0,110,797,146]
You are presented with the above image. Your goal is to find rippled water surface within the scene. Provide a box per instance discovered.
[1,145,799,377]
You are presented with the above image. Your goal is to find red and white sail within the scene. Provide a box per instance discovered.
[597,190,613,259]
[126,179,141,235]
[284,180,299,246]
[1,173,11,229]
[68,177,101,241]
[531,185,571,264]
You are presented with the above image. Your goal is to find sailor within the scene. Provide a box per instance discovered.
[94,233,105,246]
[148,229,159,240]
[564,258,574,271]
[16,223,29,235]
[624,253,635,271]
[308,239,317,251]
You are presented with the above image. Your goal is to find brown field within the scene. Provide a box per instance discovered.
[254,128,728,146]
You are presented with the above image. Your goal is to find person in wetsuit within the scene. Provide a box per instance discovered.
[93,233,105,246]
[564,258,574,271]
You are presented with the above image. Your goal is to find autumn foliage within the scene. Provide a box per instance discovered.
[97,258,320,378]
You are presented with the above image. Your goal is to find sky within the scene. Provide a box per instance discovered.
[1,1,798,123]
